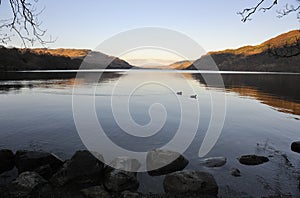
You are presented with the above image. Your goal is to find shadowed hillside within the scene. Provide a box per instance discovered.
[185,30,300,72]
[0,47,133,71]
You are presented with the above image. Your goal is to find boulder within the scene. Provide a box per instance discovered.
[109,157,141,172]
[238,155,269,165]
[8,171,47,198]
[199,157,227,167]
[291,141,300,153]
[50,150,104,186]
[230,168,241,177]
[121,190,140,198]
[163,170,218,196]
[15,150,63,173]
[0,149,15,174]
[81,186,111,198]
[104,169,139,192]
[147,149,189,176]
[34,164,54,180]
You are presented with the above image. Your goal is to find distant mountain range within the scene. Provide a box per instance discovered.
[0,30,299,72]
[0,47,133,71]
[183,30,300,72]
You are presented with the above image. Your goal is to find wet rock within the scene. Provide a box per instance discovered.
[199,157,227,167]
[104,169,139,192]
[30,183,56,198]
[163,170,218,196]
[8,171,47,198]
[50,150,104,186]
[34,164,54,180]
[230,168,241,177]
[109,157,141,172]
[80,186,111,198]
[147,149,189,176]
[238,155,269,165]
[121,190,140,198]
[0,151,14,176]
[291,141,300,153]
[0,149,15,174]
[15,150,63,173]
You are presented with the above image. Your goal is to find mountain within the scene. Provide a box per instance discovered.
[185,30,300,72]
[169,60,194,70]
[0,47,133,71]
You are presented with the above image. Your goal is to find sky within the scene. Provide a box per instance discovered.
[0,0,299,66]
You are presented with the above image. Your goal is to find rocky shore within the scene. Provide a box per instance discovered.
[0,147,295,198]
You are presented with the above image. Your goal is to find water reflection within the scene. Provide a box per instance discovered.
[191,73,300,116]
[0,71,300,196]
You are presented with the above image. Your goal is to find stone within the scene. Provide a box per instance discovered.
[34,164,54,180]
[230,168,241,177]
[147,149,189,176]
[121,190,140,198]
[50,150,104,186]
[163,170,218,196]
[109,157,141,172]
[199,157,227,167]
[8,171,47,198]
[104,169,139,192]
[291,141,300,153]
[238,155,269,165]
[81,186,111,198]
[0,149,15,174]
[15,150,63,173]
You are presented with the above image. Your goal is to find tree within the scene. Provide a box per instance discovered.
[0,0,53,47]
[238,0,300,57]
[238,0,300,22]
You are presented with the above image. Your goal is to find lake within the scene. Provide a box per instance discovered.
[0,70,300,197]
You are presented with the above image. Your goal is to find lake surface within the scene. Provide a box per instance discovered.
[0,70,300,197]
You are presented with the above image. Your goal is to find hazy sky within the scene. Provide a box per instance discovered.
[1,0,299,65]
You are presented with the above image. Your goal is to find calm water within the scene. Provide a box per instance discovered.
[0,70,300,197]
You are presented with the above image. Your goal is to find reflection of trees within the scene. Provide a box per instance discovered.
[0,72,123,93]
[191,73,300,116]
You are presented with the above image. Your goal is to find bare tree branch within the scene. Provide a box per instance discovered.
[238,0,278,22]
[0,0,55,47]
[277,3,300,19]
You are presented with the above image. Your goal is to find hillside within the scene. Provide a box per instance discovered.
[185,30,300,72]
[0,47,133,71]
[169,60,193,70]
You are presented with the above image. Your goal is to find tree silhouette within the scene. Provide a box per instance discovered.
[0,0,54,47]
[238,0,300,22]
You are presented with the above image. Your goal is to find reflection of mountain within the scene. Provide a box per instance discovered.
[0,72,122,93]
[230,87,300,116]
[191,73,300,116]
[0,47,133,71]
[185,30,300,72]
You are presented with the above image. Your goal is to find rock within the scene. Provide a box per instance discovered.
[0,149,15,174]
[30,183,56,198]
[50,150,104,186]
[163,170,218,196]
[147,149,189,176]
[81,186,111,198]
[104,169,139,192]
[199,157,227,167]
[34,164,54,180]
[121,190,140,198]
[230,168,241,177]
[8,171,47,198]
[109,157,141,172]
[291,141,300,153]
[15,150,63,173]
[238,155,269,165]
